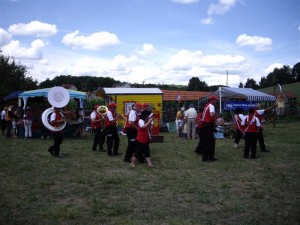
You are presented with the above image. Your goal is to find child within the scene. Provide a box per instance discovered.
[177,117,184,137]
[214,113,225,139]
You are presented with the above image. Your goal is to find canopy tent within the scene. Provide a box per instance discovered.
[199,87,277,113]
[18,88,87,109]
[3,91,23,100]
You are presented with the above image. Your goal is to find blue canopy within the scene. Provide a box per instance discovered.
[18,88,87,100]
[4,91,23,100]
[18,88,87,109]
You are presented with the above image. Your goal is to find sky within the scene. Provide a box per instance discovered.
[0,0,299,87]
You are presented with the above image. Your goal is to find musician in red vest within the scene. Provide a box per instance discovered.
[124,103,142,162]
[90,104,105,151]
[195,106,204,155]
[105,103,121,156]
[48,107,65,158]
[241,107,261,159]
[233,107,245,149]
[202,95,218,162]
[254,103,277,153]
[130,110,154,168]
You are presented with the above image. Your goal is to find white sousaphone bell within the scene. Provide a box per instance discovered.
[97,105,108,116]
[42,86,70,132]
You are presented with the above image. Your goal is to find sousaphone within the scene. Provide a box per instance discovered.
[42,87,70,132]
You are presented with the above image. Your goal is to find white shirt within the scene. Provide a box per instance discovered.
[185,107,197,119]
[128,109,137,122]
[1,110,6,120]
[50,112,63,122]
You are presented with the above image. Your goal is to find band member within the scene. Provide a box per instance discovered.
[254,103,278,153]
[90,105,105,151]
[202,95,218,162]
[48,107,65,158]
[241,107,261,159]
[195,106,204,154]
[124,103,143,162]
[130,110,154,168]
[105,103,121,156]
[233,107,245,149]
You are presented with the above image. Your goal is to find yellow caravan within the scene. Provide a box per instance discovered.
[96,88,163,135]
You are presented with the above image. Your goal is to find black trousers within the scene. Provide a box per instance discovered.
[106,125,120,155]
[92,127,105,150]
[1,119,6,134]
[234,129,244,144]
[5,121,12,138]
[136,141,150,159]
[257,128,266,151]
[124,128,138,162]
[52,132,63,156]
[202,122,216,161]
[196,127,204,154]
[244,132,257,158]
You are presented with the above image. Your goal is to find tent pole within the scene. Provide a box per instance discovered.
[219,86,222,114]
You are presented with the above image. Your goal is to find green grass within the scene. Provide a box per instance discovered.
[1,120,300,225]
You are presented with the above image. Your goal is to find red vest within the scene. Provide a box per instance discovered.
[254,111,263,123]
[91,111,102,129]
[196,112,203,128]
[203,103,216,123]
[234,114,243,131]
[125,110,139,128]
[244,115,258,133]
[137,123,150,144]
[105,110,117,126]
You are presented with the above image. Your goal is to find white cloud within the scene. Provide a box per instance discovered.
[171,0,199,4]
[8,21,57,37]
[138,43,156,56]
[0,28,12,46]
[298,25,300,31]
[163,50,202,71]
[207,0,236,16]
[201,17,214,25]
[62,30,120,50]
[265,63,283,74]
[2,39,45,59]
[236,34,272,51]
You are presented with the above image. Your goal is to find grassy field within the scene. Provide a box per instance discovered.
[1,120,300,225]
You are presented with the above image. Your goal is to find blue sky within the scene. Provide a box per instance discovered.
[0,0,299,87]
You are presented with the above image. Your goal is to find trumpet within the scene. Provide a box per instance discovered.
[97,105,108,116]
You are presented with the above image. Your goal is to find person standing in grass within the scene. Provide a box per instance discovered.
[90,105,106,151]
[23,106,33,139]
[233,107,245,149]
[48,107,65,158]
[130,110,154,168]
[123,103,142,163]
[195,106,204,154]
[241,107,261,159]
[105,103,121,156]
[184,103,197,139]
[1,106,7,135]
[254,103,278,153]
[202,96,218,162]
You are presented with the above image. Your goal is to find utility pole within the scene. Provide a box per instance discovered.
[226,70,228,86]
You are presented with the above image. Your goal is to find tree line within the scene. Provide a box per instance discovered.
[1,53,299,102]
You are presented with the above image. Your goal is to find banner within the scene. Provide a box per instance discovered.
[224,101,257,111]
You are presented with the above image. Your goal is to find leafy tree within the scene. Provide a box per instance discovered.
[292,62,300,82]
[259,77,268,88]
[238,82,243,88]
[0,54,37,101]
[187,77,209,91]
[244,78,258,89]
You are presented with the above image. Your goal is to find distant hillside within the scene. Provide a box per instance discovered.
[258,82,300,99]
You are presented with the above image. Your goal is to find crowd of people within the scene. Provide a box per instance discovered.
[175,96,278,162]
[1,97,278,164]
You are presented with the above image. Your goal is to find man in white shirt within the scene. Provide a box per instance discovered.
[184,103,198,139]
